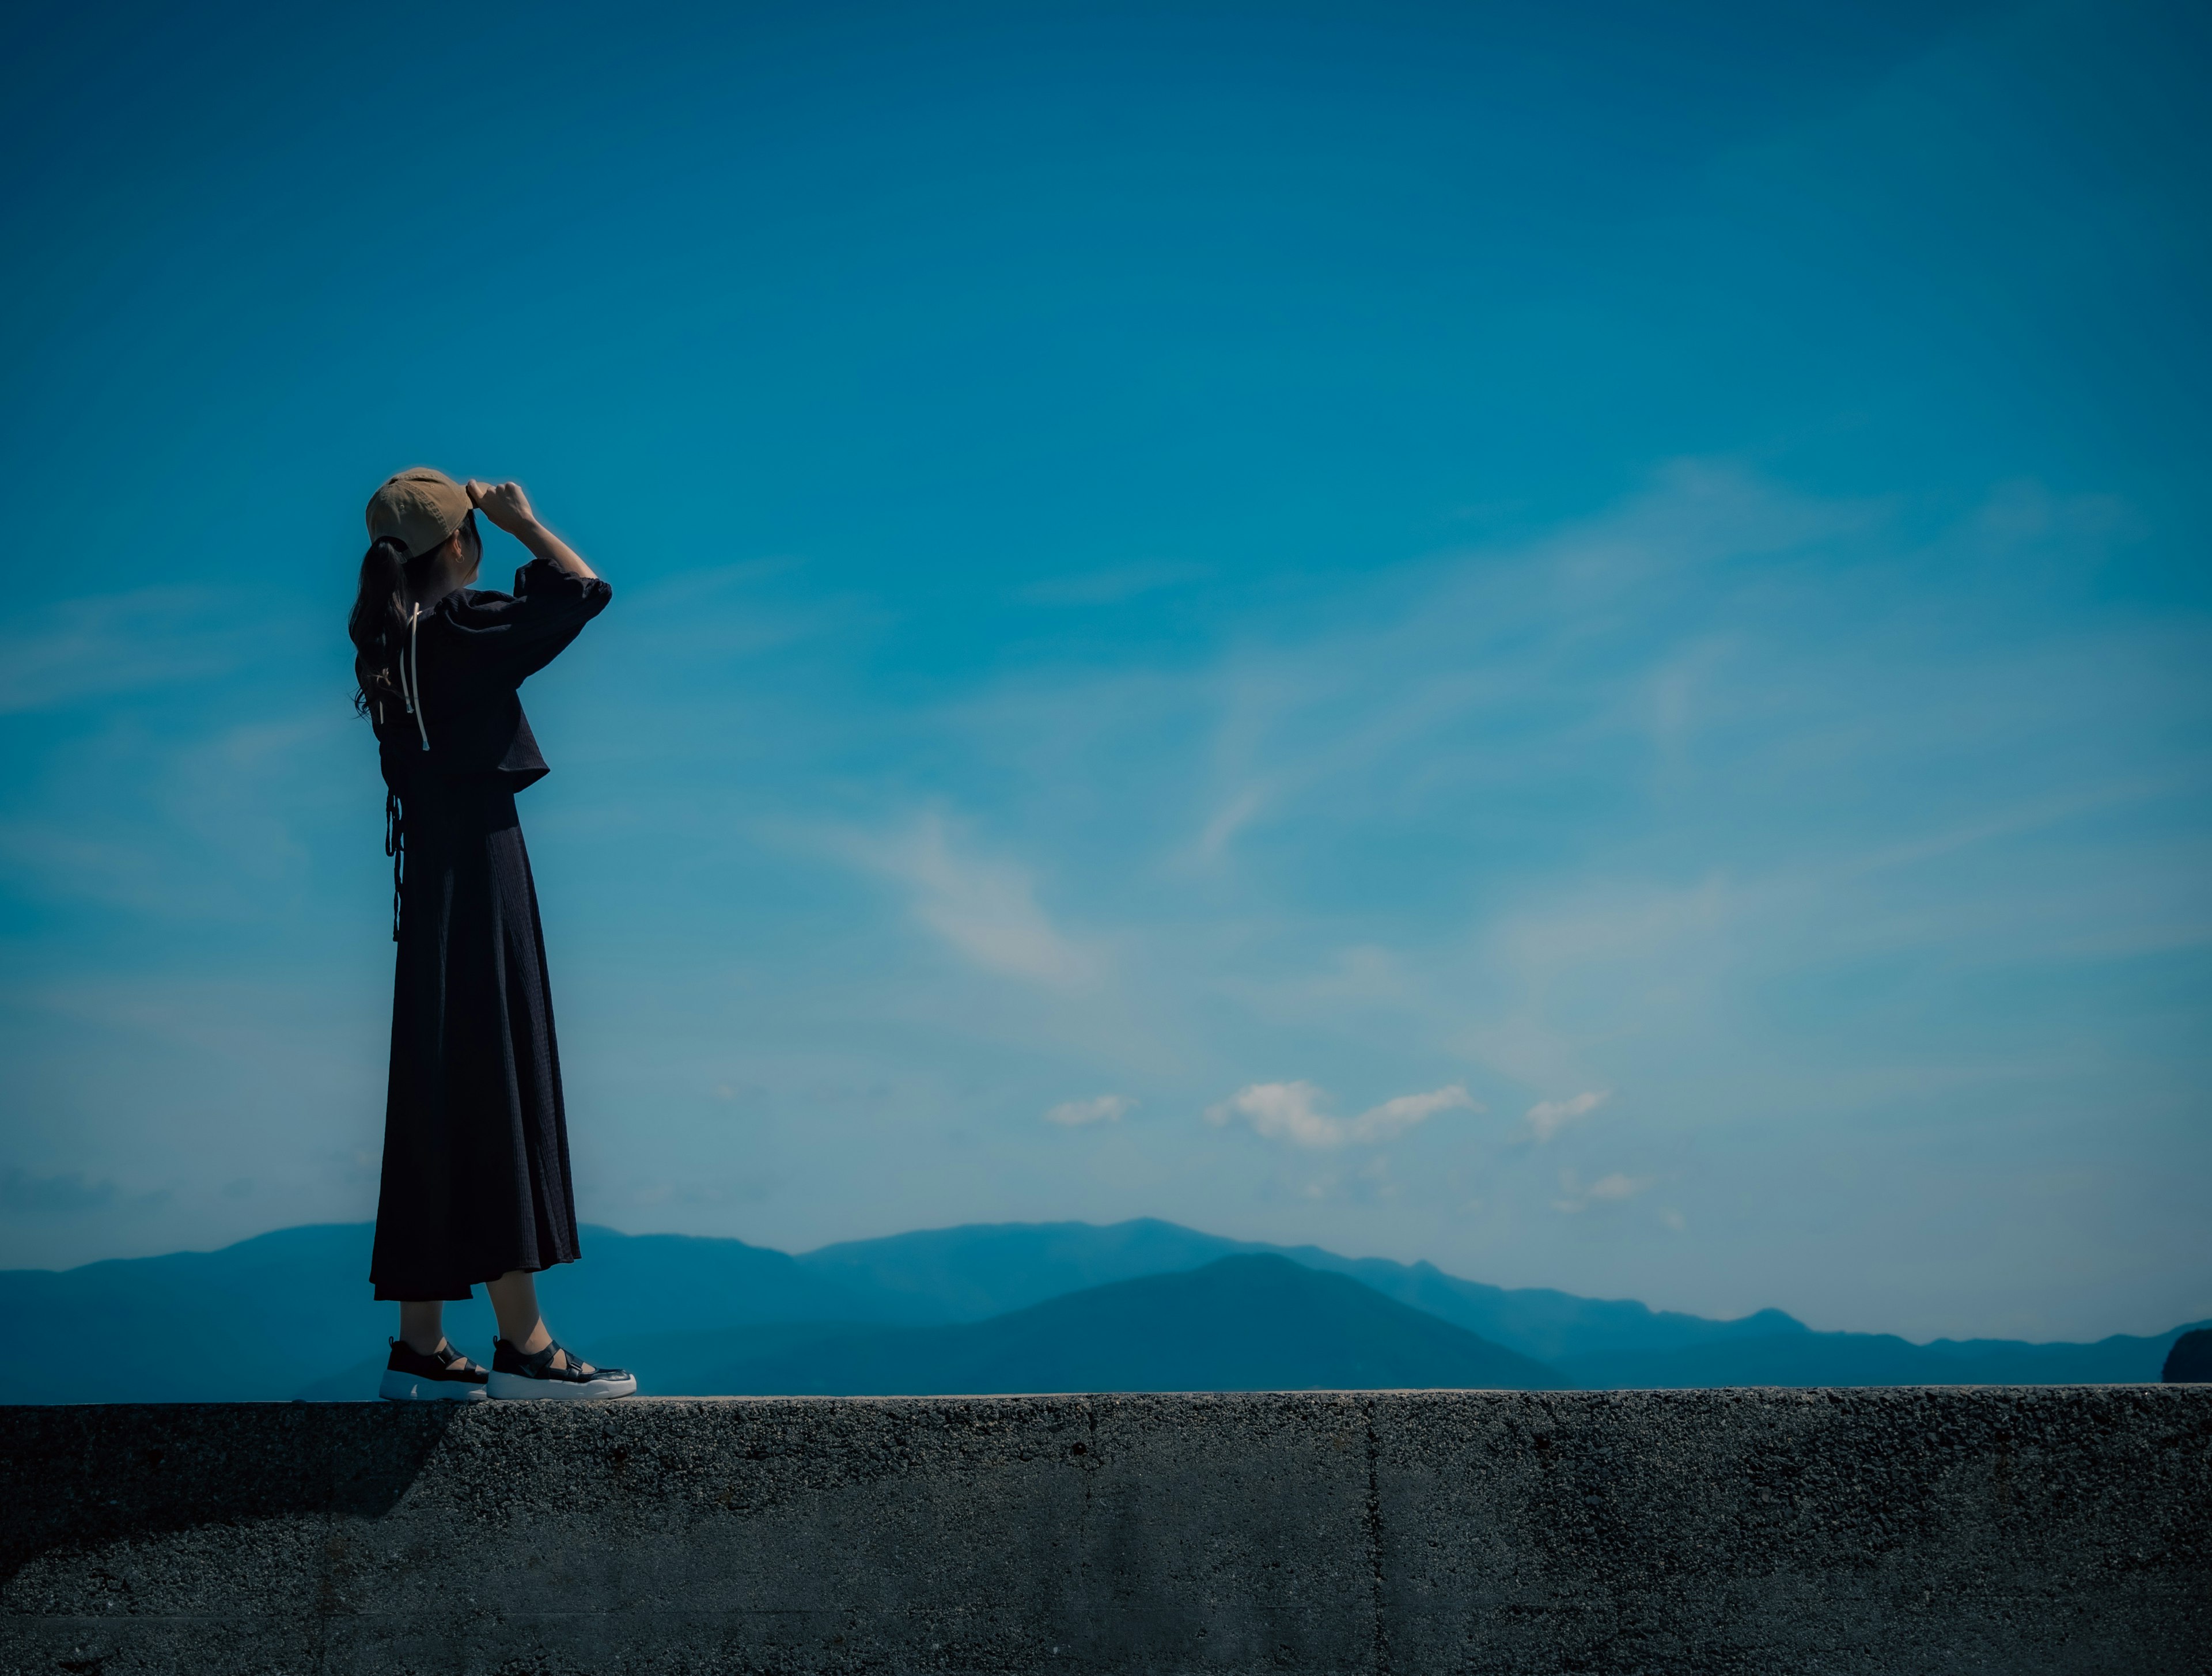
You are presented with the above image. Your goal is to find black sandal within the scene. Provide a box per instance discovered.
[380,1337,489,1402]
[487,1337,637,1401]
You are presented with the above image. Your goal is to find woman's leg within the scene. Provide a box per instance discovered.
[399,1300,445,1356]
[485,1269,598,1372]
[485,1270,549,1352]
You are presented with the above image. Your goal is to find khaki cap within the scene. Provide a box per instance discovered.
[365,467,471,558]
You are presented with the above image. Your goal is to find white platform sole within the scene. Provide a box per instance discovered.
[486,1367,638,1401]
[379,1369,489,1402]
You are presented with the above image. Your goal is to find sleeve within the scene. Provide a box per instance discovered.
[438,558,613,687]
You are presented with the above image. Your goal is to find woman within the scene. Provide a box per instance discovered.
[349,467,635,1401]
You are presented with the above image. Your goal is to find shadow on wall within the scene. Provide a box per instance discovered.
[0,1404,459,1586]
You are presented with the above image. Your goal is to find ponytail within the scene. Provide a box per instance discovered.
[349,535,420,719]
[350,508,478,722]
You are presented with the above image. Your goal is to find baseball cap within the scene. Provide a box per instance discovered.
[365,468,472,558]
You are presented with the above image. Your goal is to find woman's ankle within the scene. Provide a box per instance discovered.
[498,1322,554,1358]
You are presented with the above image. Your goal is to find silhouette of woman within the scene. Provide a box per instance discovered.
[347,468,633,1401]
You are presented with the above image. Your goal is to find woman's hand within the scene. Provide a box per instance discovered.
[465,478,600,582]
[465,479,539,537]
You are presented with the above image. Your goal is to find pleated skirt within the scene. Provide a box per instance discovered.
[370,776,581,1302]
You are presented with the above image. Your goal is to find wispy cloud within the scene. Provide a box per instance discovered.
[1206,1081,1479,1148]
[1525,1090,1610,1142]
[0,587,246,713]
[829,811,1096,987]
[0,1167,117,1215]
[1194,786,1268,863]
[0,711,342,918]
[1355,1085,1483,1141]
[1552,1169,1656,1212]
[1019,562,1211,606]
[1044,1094,1132,1127]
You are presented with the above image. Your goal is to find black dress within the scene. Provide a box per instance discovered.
[368,557,613,1302]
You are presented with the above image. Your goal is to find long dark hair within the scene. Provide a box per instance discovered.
[348,514,474,718]
[350,537,418,718]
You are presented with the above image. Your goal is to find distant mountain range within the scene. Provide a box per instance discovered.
[583,1256,1565,1399]
[1,1218,2198,1403]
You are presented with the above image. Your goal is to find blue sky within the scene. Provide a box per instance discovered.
[2,0,2206,1341]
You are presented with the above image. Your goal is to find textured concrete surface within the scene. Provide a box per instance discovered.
[2,1387,2205,1675]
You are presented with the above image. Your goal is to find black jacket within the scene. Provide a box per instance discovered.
[372,557,613,793]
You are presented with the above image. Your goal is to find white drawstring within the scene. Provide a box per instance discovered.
[396,604,430,752]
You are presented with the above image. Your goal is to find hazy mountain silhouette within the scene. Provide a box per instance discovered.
[741,1226,2199,1390]
[0,1222,905,1404]
[3,1216,2199,1403]
[794,1217,1808,1360]
[600,1255,1566,1395]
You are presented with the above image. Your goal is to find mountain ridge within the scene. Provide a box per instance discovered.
[604,1254,1567,1397]
[793,1216,1810,1361]
[3,1217,2199,1402]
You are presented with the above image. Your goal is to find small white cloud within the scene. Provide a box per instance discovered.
[1207,1080,1340,1147]
[1587,1171,1650,1200]
[1044,1094,1132,1127]
[1207,1081,1479,1149]
[1524,1089,1610,1142]
[1552,1166,1654,1212]
[1660,1207,1687,1232]
[1351,1085,1480,1142]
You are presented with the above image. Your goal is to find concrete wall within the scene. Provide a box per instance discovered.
[3,1387,2205,1675]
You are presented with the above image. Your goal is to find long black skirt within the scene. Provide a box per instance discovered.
[370,777,581,1302]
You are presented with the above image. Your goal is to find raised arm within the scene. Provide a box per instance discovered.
[465,479,599,582]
